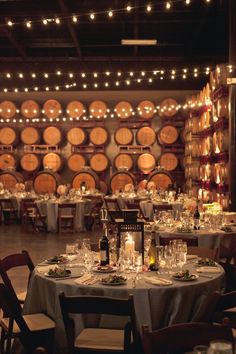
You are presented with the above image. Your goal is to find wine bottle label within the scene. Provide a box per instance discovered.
[100,250,107,262]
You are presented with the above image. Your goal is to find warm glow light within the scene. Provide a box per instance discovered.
[26,21,32,28]
[42,19,48,25]
[57,70,61,75]
[90,13,95,20]
[7,20,13,26]
[69,73,74,78]
[147,5,152,12]
[72,16,78,23]
[185,0,191,4]
[81,73,86,77]
[32,73,36,78]
[126,5,132,11]
[19,73,23,78]
[93,72,98,77]
[55,18,60,24]
[44,73,49,78]
[108,10,113,17]
[166,2,171,10]
[105,71,110,76]
[6,73,11,78]
[3,88,8,92]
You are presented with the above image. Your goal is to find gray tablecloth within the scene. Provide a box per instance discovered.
[23,262,223,354]
[156,229,236,258]
[36,200,91,232]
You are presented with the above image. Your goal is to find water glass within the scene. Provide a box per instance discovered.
[156,245,165,267]
[65,243,77,255]
[207,340,233,354]
[82,238,91,251]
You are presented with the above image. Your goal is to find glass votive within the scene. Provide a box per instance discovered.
[65,243,77,255]
[208,340,233,354]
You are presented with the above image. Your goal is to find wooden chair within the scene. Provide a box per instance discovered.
[21,200,47,232]
[125,200,149,221]
[219,237,236,265]
[213,291,236,338]
[59,293,138,354]
[141,322,234,354]
[58,203,76,233]
[187,246,218,260]
[104,197,122,222]
[0,250,35,304]
[219,263,236,293]
[159,236,198,247]
[0,198,19,225]
[0,283,55,354]
[84,200,103,231]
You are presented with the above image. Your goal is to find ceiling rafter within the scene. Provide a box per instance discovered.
[2,26,27,59]
[58,0,82,57]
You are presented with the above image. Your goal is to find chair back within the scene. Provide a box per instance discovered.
[59,293,138,352]
[159,236,198,247]
[58,203,76,215]
[0,250,34,301]
[188,246,218,260]
[125,201,149,221]
[104,197,122,221]
[141,322,234,354]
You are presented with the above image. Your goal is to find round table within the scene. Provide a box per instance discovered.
[23,259,224,354]
[36,199,91,232]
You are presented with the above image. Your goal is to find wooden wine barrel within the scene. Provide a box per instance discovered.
[43,126,62,145]
[147,171,173,189]
[0,154,17,170]
[67,154,86,172]
[43,153,63,172]
[201,137,212,156]
[21,100,40,119]
[89,127,108,146]
[66,100,85,118]
[158,98,178,118]
[20,154,41,172]
[191,139,202,158]
[99,180,108,194]
[0,127,18,145]
[110,171,136,193]
[33,171,61,194]
[90,153,109,173]
[0,171,24,191]
[157,125,179,145]
[159,153,178,171]
[20,127,40,145]
[114,127,133,146]
[43,99,62,119]
[72,170,99,189]
[114,101,133,119]
[137,153,156,174]
[0,101,16,119]
[217,98,228,118]
[136,127,156,146]
[89,100,107,118]
[137,100,155,119]
[67,127,87,146]
[212,130,229,154]
[114,153,133,171]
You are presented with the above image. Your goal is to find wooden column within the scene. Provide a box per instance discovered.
[229,0,236,210]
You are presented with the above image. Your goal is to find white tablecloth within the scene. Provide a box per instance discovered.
[23,261,224,354]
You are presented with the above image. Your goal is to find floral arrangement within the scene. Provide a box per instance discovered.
[147,181,156,191]
[15,183,25,192]
[124,183,134,193]
[138,180,147,190]
[57,184,67,196]
[183,198,197,213]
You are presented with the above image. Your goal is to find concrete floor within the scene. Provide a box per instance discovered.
[0,223,101,292]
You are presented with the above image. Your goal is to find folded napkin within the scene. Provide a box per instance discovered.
[187,254,198,260]
[37,265,55,274]
[196,266,221,273]
[144,276,173,286]
[74,273,93,284]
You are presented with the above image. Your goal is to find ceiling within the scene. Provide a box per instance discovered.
[0,0,229,92]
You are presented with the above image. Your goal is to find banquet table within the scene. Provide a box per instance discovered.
[36,199,91,232]
[155,228,236,259]
[23,259,224,354]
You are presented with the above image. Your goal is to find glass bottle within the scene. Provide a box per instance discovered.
[99,223,110,266]
[148,231,158,271]
[194,201,200,230]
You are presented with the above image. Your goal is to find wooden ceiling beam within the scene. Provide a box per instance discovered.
[2,27,27,59]
[58,0,81,57]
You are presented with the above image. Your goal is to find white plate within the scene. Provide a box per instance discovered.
[44,270,71,278]
[92,266,117,273]
[172,274,198,281]
[101,280,126,286]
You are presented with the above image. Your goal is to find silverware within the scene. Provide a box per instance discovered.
[55,275,82,281]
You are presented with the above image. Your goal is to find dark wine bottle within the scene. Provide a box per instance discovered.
[100,224,110,266]
[194,202,200,230]
[148,231,158,271]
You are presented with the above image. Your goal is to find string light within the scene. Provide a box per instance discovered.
[166,2,171,10]
[26,21,32,28]
[42,19,48,25]
[185,0,191,4]
[44,73,49,78]
[7,20,13,27]
[126,5,132,12]
[55,18,60,24]
[108,10,113,17]
[90,13,95,20]
[72,16,78,23]
[146,5,152,12]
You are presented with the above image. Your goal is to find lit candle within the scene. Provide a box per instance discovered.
[124,234,135,258]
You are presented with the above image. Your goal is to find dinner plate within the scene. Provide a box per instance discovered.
[46,255,69,264]
[44,269,71,278]
[92,266,117,273]
[172,273,198,282]
[101,279,127,286]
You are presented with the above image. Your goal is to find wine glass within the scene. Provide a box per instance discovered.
[207,340,233,354]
